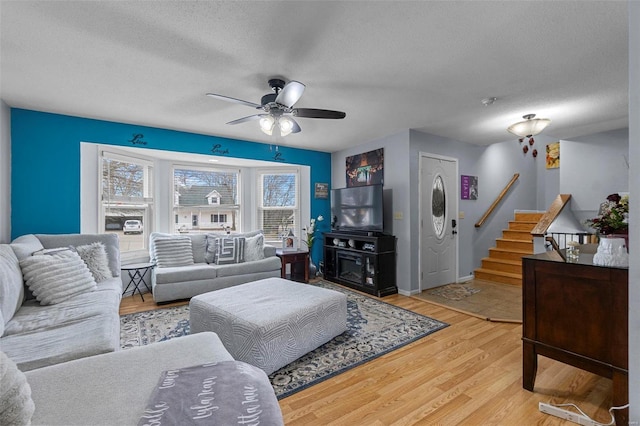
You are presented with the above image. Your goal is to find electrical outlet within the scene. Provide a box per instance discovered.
[539,403,598,426]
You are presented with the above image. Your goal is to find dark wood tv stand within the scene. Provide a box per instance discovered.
[522,247,628,425]
[322,231,397,297]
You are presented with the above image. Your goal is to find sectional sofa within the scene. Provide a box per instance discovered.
[0,233,284,425]
[149,231,282,302]
[1,233,122,372]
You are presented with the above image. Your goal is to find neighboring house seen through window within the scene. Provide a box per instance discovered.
[173,166,240,234]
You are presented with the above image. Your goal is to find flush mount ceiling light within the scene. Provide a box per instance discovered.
[507,113,551,138]
[507,113,551,155]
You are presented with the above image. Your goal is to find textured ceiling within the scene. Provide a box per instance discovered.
[0,1,629,152]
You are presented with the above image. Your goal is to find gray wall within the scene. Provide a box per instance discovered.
[331,130,412,294]
[560,128,629,225]
[0,101,10,243]
[628,0,639,419]
[332,126,631,298]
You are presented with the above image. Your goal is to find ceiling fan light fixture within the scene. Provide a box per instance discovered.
[279,116,294,136]
[259,115,275,136]
[507,113,551,138]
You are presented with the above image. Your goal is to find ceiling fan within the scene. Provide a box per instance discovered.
[206,78,346,136]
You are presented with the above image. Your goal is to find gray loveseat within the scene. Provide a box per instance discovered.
[150,231,282,303]
[0,233,122,372]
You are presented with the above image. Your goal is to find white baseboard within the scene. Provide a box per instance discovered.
[458,275,474,283]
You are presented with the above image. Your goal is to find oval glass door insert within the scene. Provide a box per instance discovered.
[432,175,446,238]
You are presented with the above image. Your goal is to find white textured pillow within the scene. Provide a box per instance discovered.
[20,251,97,305]
[153,237,194,268]
[244,233,265,262]
[0,351,35,426]
[75,242,112,282]
[215,237,245,265]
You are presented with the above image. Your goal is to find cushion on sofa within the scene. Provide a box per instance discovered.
[0,245,25,328]
[9,234,45,260]
[153,263,218,285]
[36,234,121,278]
[244,233,265,262]
[0,351,35,426]
[74,242,112,282]
[215,236,245,265]
[153,236,194,268]
[20,251,97,305]
[205,230,263,264]
[213,256,282,278]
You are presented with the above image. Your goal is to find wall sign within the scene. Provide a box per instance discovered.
[461,175,478,200]
[210,143,230,156]
[128,133,147,145]
[315,182,329,199]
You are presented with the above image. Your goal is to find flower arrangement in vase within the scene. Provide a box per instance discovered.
[585,193,629,255]
[304,215,324,250]
[585,193,629,236]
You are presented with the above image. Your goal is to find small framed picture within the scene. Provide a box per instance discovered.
[282,235,298,251]
[315,182,329,199]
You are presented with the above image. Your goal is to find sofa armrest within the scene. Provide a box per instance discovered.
[263,244,277,258]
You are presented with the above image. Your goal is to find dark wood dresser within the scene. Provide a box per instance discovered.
[522,246,628,425]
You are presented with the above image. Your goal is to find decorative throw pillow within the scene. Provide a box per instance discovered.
[0,351,35,426]
[74,242,112,282]
[215,237,245,265]
[244,233,265,262]
[153,237,194,268]
[20,250,97,305]
[205,230,263,264]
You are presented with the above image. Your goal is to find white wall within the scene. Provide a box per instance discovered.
[0,100,10,243]
[628,0,639,419]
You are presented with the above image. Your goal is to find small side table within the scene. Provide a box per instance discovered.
[275,249,309,283]
[122,262,155,301]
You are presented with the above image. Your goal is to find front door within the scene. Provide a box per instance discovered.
[420,154,458,290]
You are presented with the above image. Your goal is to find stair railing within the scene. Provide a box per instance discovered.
[531,194,595,254]
[530,194,571,237]
[475,173,519,228]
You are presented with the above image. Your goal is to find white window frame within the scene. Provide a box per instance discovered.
[256,168,301,246]
[99,150,154,260]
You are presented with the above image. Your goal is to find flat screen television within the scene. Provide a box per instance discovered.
[331,184,384,232]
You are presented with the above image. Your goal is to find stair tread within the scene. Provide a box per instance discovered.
[481,257,522,265]
[474,268,522,279]
[489,247,532,255]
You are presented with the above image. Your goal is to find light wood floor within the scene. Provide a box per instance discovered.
[120,289,614,425]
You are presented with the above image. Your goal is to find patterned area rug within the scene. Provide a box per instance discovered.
[120,281,448,399]
[414,279,521,323]
[425,283,481,301]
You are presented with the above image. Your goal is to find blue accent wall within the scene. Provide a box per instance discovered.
[10,108,332,262]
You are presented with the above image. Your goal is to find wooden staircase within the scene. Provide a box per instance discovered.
[474,211,544,286]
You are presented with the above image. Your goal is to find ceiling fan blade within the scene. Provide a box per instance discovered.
[206,93,262,109]
[293,108,346,119]
[226,114,264,125]
[275,81,305,108]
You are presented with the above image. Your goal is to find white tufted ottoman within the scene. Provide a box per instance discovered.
[189,278,348,375]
